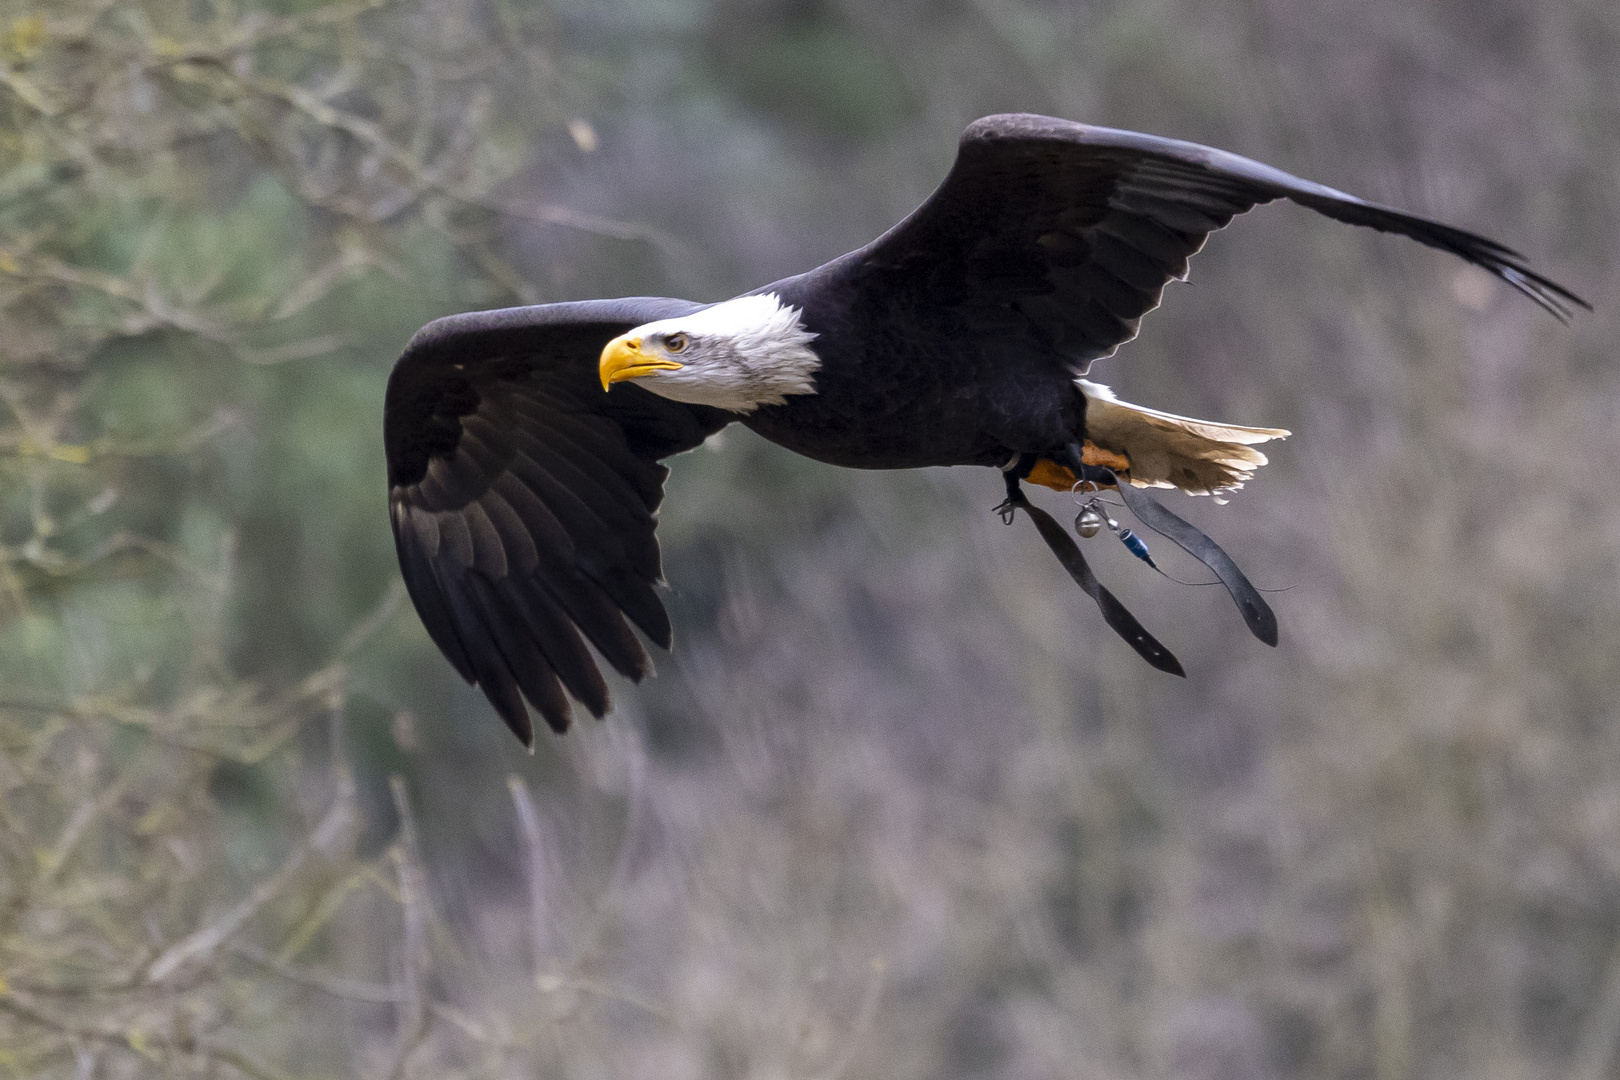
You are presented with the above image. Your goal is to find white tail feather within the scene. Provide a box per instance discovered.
[1077,379,1290,497]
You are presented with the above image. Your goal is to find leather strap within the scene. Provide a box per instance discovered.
[1085,465,1278,646]
[1007,487,1185,676]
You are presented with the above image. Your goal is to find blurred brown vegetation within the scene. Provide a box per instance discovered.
[0,0,1616,1077]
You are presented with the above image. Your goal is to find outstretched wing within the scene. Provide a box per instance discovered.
[837,113,1586,371]
[384,299,732,745]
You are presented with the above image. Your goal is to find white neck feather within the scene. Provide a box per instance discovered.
[629,293,820,413]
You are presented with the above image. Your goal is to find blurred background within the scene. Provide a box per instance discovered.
[0,0,1615,1075]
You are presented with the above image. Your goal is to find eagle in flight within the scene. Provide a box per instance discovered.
[383,114,1586,746]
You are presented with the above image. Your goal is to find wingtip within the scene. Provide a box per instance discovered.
[1497,263,1590,323]
[498,704,537,748]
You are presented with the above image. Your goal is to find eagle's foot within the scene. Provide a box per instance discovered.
[994,466,1028,524]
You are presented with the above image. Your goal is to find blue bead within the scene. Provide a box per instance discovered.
[1119,529,1157,567]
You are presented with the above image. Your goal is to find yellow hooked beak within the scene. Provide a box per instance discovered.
[599,334,683,391]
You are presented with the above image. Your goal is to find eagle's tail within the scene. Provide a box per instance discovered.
[1073,379,1290,498]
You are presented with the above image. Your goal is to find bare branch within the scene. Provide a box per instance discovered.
[380,775,429,1080]
[144,792,354,984]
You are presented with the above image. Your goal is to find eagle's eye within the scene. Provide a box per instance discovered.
[665,332,689,354]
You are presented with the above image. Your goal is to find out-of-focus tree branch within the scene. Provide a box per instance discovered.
[0,0,630,1070]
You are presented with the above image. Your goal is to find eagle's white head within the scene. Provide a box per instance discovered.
[598,293,820,413]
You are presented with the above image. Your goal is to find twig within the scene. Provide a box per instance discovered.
[37,778,124,884]
[336,578,407,659]
[144,791,353,984]
[533,973,674,1025]
[0,64,59,115]
[232,942,402,1005]
[269,863,390,966]
[0,990,293,1080]
[490,198,691,258]
[235,334,345,365]
[814,956,887,1080]
[379,776,430,1080]
[1571,934,1620,1080]
[506,774,551,977]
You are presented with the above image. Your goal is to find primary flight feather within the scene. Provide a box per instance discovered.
[383,113,1587,745]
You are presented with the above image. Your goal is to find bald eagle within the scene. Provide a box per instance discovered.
[384,114,1585,746]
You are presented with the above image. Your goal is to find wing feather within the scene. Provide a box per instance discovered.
[462,576,576,729]
[432,501,476,569]
[461,500,510,580]
[476,487,539,578]
[385,298,731,744]
[506,423,661,550]
[478,574,607,719]
[817,113,1585,376]
[390,505,472,681]
[435,568,536,742]
[500,390,667,509]
[499,440,644,573]
[1083,231,1173,292]
[514,444,663,580]
[583,559,673,650]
